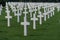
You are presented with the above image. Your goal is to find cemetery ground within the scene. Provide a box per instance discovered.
[0,7,60,40]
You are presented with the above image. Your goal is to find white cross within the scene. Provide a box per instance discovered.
[21,16,30,36]
[13,7,17,16]
[21,3,30,36]
[38,6,40,11]
[50,8,53,17]
[23,10,28,17]
[24,3,27,10]
[23,4,28,16]
[43,8,47,21]
[29,9,33,17]
[16,9,21,23]
[6,6,8,10]
[43,12,47,21]
[20,8,23,15]
[31,14,38,30]
[5,10,12,27]
[34,6,37,14]
[47,8,50,19]
[52,7,54,15]
[44,8,46,13]
[37,11,43,24]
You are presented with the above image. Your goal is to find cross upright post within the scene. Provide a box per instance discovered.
[5,10,12,27]
[37,11,43,24]
[31,14,38,30]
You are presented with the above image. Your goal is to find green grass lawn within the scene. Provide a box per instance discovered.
[0,7,60,40]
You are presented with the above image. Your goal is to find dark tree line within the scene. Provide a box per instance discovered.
[0,0,60,7]
[8,0,60,2]
[0,0,59,2]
